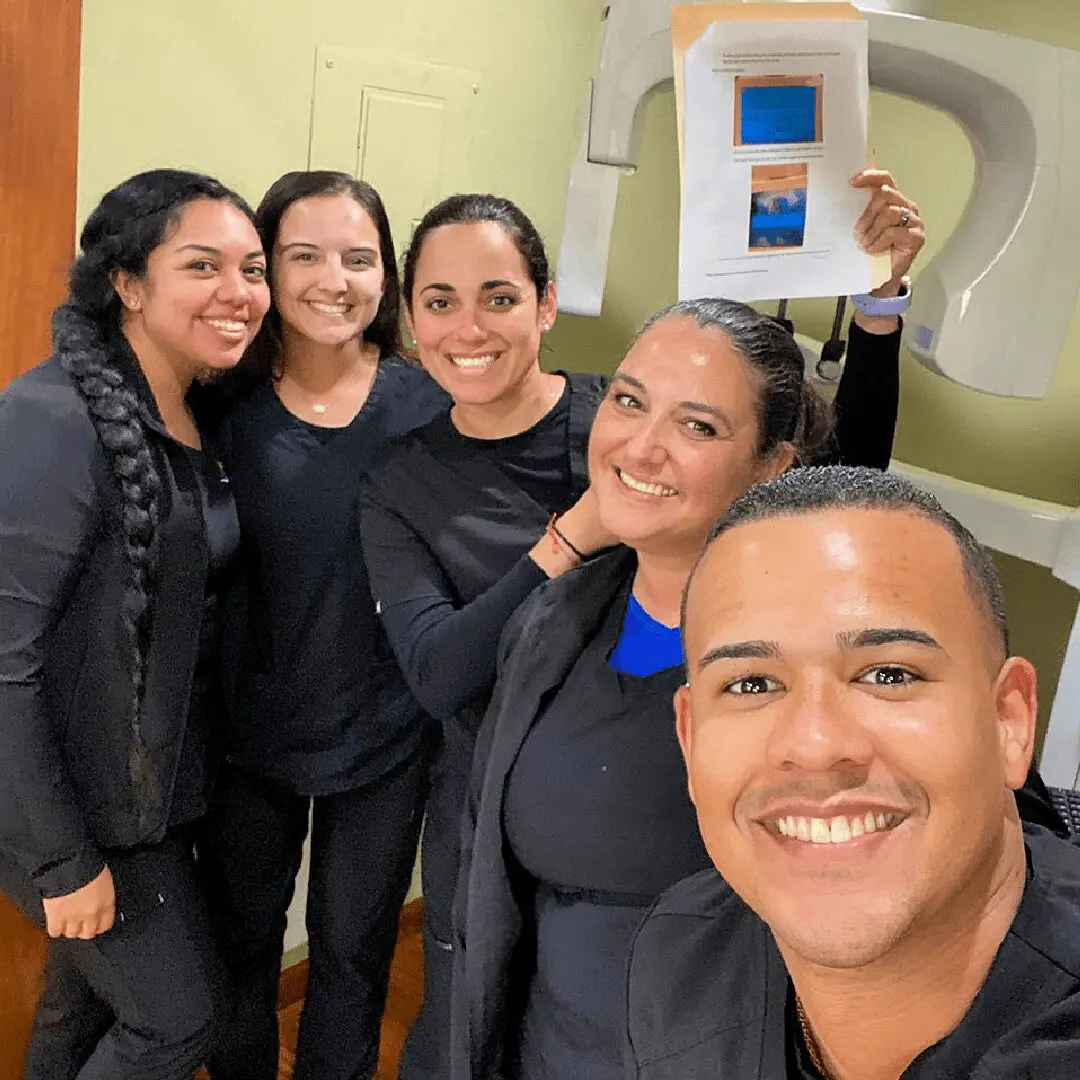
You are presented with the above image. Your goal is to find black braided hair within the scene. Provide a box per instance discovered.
[54,169,258,820]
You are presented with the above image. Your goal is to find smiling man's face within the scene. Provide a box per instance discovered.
[676,506,1036,969]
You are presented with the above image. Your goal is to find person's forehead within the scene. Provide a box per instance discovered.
[157,199,258,254]
[278,193,375,235]
[420,221,521,268]
[686,508,976,647]
[629,317,734,363]
[619,319,756,403]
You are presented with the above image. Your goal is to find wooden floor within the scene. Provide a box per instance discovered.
[197,900,423,1080]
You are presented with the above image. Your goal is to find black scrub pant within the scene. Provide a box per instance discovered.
[397,746,467,1080]
[22,832,221,1080]
[201,752,429,1080]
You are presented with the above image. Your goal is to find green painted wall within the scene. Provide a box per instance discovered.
[79,2,609,248]
[79,0,1080,732]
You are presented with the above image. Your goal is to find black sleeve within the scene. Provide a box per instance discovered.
[0,383,107,899]
[359,489,547,723]
[817,319,901,470]
[452,595,535,948]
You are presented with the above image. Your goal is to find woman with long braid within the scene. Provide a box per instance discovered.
[0,169,270,1079]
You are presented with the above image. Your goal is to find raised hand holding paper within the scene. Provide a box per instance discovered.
[674,3,890,302]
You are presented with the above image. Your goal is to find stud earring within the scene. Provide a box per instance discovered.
[127,298,139,311]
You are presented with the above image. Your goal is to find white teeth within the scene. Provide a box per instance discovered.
[450,354,497,369]
[615,468,678,498]
[829,817,852,843]
[310,301,350,315]
[205,319,245,332]
[772,812,902,845]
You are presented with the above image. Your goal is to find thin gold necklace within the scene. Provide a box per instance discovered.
[796,995,834,1079]
[280,361,374,416]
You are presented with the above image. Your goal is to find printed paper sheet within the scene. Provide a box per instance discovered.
[674,3,889,302]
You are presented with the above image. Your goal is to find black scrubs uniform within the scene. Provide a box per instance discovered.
[22,436,239,1080]
[503,589,703,1080]
[200,358,448,1080]
[626,826,1080,1078]
[360,372,606,1080]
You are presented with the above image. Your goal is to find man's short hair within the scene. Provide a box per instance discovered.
[682,466,1008,656]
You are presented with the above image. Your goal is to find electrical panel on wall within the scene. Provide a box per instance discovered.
[310,46,481,257]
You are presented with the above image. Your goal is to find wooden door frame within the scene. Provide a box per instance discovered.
[0,0,82,1073]
[0,0,82,388]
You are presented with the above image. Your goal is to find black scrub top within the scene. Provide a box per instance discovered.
[168,441,240,829]
[365,377,581,728]
[625,830,1080,1079]
[464,380,572,514]
[503,588,708,1080]
[220,358,448,794]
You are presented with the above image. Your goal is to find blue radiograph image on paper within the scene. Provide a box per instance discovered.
[740,84,818,145]
[749,186,807,248]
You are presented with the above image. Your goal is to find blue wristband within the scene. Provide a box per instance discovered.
[850,277,911,317]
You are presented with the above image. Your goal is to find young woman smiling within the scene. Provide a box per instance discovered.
[0,169,269,1079]
[199,172,447,1080]
[359,171,919,1079]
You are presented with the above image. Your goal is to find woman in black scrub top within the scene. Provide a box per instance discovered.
[359,170,920,1080]
[199,172,447,1080]
[0,170,269,1080]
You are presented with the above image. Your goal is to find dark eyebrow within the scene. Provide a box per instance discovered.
[177,243,264,261]
[697,640,781,672]
[278,242,378,255]
[696,628,944,674]
[612,373,735,427]
[838,628,944,652]
[419,278,520,296]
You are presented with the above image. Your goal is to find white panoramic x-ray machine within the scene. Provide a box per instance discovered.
[556,0,1080,787]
